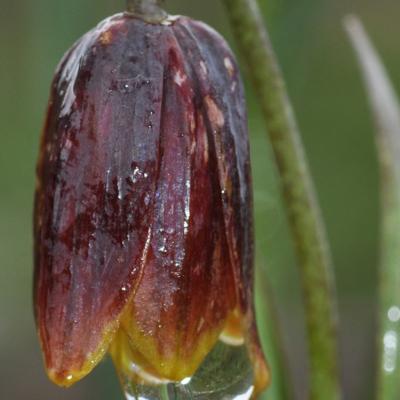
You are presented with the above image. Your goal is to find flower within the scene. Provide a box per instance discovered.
[34,11,269,398]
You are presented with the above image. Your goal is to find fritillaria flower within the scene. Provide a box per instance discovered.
[34,4,269,399]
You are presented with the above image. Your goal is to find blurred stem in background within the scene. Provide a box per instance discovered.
[344,16,400,400]
[255,262,291,400]
[159,385,170,400]
[222,0,341,399]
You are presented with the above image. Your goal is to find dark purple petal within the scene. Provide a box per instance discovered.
[34,13,269,393]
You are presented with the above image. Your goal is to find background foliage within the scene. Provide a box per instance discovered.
[1,0,399,398]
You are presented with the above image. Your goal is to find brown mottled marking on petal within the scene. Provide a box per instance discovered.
[224,57,235,77]
[197,114,209,163]
[100,30,112,45]
[189,113,196,134]
[203,132,209,163]
[204,95,225,129]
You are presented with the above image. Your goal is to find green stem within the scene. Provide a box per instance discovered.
[159,385,171,400]
[126,0,167,23]
[221,1,340,399]
[344,15,400,400]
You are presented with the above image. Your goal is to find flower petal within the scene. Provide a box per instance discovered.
[118,30,238,381]
[34,14,170,385]
[174,18,270,393]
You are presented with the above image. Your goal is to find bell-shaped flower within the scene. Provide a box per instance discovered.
[34,11,269,398]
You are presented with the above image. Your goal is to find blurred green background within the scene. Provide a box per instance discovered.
[1,0,399,398]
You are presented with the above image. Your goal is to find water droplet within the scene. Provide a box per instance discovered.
[388,306,400,322]
[383,330,398,372]
[105,168,112,192]
[120,341,255,399]
[117,80,135,94]
[181,377,191,385]
[184,220,189,233]
[159,245,167,254]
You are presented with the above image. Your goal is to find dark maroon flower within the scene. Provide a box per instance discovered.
[34,10,269,397]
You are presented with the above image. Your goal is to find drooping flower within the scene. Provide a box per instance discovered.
[34,7,269,398]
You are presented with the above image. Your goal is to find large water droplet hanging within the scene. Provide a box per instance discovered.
[120,341,255,400]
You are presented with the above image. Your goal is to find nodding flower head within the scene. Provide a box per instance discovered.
[34,11,269,398]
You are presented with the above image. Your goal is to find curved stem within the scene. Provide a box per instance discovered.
[221,1,340,399]
[126,0,167,23]
[344,15,400,400]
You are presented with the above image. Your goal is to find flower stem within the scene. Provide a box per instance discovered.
[221,1,340,399]
[344,15,400,400]
[126,0,167,23]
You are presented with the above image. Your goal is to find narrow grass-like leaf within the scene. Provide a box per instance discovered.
[344,15,400,400]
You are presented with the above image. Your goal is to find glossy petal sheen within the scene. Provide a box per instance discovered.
[34,12,269,394]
